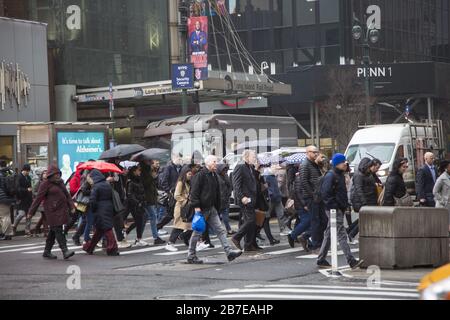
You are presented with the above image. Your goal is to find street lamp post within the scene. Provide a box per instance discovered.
[352,22,379,125]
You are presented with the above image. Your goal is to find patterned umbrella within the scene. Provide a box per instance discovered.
[284,152,307,165]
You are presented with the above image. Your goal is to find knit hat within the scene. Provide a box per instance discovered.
[332,153,346,167]
[22,163,31,171]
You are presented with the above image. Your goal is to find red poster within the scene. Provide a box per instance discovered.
[188,16,208,80]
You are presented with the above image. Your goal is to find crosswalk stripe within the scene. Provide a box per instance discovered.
[210,294,403,300]
[154,250,190,256]
[265,247,304,255]
[244,284,418,293]
[119,245,183,255]
[0,245,47,253]
[296,248,359,259]
[217,288,419,298]
[0,242,45,249]
[23,246,82,254]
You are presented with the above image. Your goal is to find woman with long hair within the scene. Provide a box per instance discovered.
[165,165,194,252]
[383,157,409,206]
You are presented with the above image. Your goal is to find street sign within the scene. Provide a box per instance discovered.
[172,63,194,90]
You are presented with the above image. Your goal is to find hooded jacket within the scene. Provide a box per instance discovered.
[27,165,75,227]
[141,162,158,205]
[0,167,15,205]
[89,169,114,230]
[351,158,378,212]
[263,168,282,203]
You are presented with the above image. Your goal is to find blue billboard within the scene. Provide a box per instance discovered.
[57,131,105,182]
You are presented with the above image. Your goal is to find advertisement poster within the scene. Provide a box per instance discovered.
[189,0,206,17]
[57,131,105,182]
[188,16,208,80]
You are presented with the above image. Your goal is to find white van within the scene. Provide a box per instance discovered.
[345,121,445,193]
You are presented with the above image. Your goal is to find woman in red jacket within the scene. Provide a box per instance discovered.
[28,165,76,260]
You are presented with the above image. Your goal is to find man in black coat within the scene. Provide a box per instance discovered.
[0,161,14,240]
[12,164,33,236]
[187,155,242,264]
[231,150,259,252]
[416,152,438,207]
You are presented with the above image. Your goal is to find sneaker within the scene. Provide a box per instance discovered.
[0,235,12,240]
[287,234,295,248]
[96,242,103,248]
[133,239,148,247]
[280,230,290,236]
[317,259,331,268]
[349,259,364,270]
[187,256,204,264]
[196,241,209,251]
[165,243,178,252]
[154,237,166,245]
[117,240,132,249]
[158,229,168,236]
[227,250,242,262]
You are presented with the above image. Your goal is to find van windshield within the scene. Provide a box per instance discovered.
[346,143,395,167]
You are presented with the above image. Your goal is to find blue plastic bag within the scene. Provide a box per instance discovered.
[192,211,206,233]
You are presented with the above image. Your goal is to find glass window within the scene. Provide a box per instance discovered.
[273,0,293,26]
[297,26,316,47]
[297,0,315,26]
[346,143,396,167]
[274,28,294,49]
[319,0,339,24]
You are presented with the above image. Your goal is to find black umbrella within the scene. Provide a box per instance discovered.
[130,148,170,162]
[99,144,146,160]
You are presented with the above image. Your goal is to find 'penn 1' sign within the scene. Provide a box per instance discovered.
[357,66,392,78]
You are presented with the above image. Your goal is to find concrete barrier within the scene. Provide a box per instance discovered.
[359,206,449,269]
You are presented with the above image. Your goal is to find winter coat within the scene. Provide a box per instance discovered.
[159,162,182,193]
[27,165,75,227]
[293,172,306,210]
[264,171,282,203]
[232,162,257,208]
[320,167,348,212]
[69,167,83,197]
[190,167,221,212]
[89,169,114,230]
[173,180,192,230]
[383,172,407,206]
[16,173,33,211]
[0,168,15,205]
[126,175,146,210]
[351,158,378,212]
[255,171,269,212]
[300,158,322,202]
[141,162,158,205]
[433,172,450,212]
[216,164,232,211]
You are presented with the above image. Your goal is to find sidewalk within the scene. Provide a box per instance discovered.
[344,267,433,285]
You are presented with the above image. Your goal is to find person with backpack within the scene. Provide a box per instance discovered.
[27,165,76,259]
[0,160,14,240]
[316,154,364,269]
[165,165,194,252]
[12,164,33,236]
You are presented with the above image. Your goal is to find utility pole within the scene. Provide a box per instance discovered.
[109,82,116,148]
[179,0,189,116]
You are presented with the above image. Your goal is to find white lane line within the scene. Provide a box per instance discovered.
[119,245,183,255]
[0,245,46,253]
[22,246,82,254]
[210,294,404,300]
[244,284,419,293]
[154,250,189,256]
[217,288,419,298]
[0,242,45,249]
[296,248,359,259]
[265,247,304,255]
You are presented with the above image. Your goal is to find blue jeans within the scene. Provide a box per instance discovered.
[83,208,94,242]
[309,200,328,248]
[157,205,166,223]
[220,208,232,232]
[145,205,158,239]
[289,208,311,240]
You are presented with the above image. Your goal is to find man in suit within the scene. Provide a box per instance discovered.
[232,150,259,252]
[189,20,207,53]
[416,152,438,207]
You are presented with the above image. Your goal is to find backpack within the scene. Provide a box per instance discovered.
[314,170,339,204]
[3,172,18,197]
